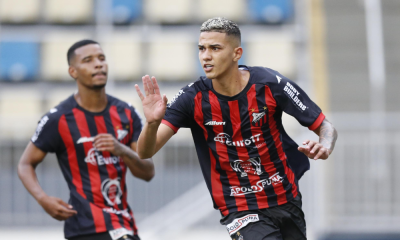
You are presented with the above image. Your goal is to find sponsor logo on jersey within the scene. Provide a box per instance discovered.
[31,115,49,142]
[49,108,58,113]
[230,157,263,177]
[168,89,185,107]
[251,106,268,127]
[85,148,121,166]
[276,75,282,83]
[101,178,123,206]
[214,133,261,147]
[108,228,133,240]
[77,137,94,144]
[230,172,283,196]
[283,82,307,111]
[205,121,226,126]
[226,214,259,235]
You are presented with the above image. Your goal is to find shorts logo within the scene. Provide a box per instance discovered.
[101,178,122,206]
[251,106,268,127]
[230,158,263,177]
[109,228,133,240]
[226,214,259,235]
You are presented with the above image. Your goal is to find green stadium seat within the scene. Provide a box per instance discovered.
[43,0,93,24]
[0,0,40,23]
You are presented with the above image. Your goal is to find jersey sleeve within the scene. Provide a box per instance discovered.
[270,73,325,130]
[31,111,62,153]
[129,106,143,143]
[162,85,194,133]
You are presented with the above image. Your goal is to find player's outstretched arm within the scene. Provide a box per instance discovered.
[18,142,77,220]
[298,118,338,160]
[135,75,174,159]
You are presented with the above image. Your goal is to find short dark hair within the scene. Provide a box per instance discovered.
[67,39,99,65]
[200,17,241,44]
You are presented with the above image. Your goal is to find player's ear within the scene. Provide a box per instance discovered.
[233,46,243,62]
[68,66,78,80]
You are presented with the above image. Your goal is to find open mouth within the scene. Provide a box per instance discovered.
[203,64,214,72]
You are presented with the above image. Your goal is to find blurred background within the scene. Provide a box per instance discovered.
[0,0,399,239]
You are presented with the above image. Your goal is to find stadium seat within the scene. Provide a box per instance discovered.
[0,0,40,23]
[44,0,93,24]
[246,33,295,78]
[144,0,192,23]
[147,33,196,81]
[42,33,90,81]
[0,41,39,81]
[198,0,246,22]
[0,90,42,140]
[248,0,294,23]
[101,34,142,81]
[112,0,142,24]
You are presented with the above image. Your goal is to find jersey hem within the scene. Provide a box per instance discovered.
[308,112,325,131]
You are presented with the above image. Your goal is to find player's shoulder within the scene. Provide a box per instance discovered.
[168,77,207,107]
[107,94,136,110]
[247,66,284,85]
[41,94,75,122]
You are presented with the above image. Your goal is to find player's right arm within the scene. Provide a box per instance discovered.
[135,75,172,158]
[18,142,77,221]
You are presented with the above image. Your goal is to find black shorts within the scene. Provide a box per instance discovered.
[68,232,140,240]
[220,194,307,240]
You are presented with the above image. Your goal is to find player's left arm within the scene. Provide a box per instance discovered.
[298,118,338,160]
[93,134,154,181]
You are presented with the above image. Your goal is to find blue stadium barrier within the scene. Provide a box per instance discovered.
[112,0,142,24]
[248,0,294,24]
[0,41,39,81]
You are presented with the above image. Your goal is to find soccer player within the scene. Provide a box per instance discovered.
[18,40,154,240]
[135,18,338,240]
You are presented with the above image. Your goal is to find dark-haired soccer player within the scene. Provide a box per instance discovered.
[18,40,153,240]
[135,17,338,240]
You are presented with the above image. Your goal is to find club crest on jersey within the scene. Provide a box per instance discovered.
[101,178,122,206]
[251,106,268,127]
[230,157,263,177]
[117,129,128,141]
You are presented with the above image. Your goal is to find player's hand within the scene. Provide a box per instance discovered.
[298,140,330,160]
[135,75,168,124]
[93,133,124,156]
[38,195,77,221]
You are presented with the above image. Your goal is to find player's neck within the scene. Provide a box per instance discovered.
[212,68,250,97]
[74,87,108,113]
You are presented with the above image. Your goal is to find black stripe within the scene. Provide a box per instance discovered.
[202,91,237,214]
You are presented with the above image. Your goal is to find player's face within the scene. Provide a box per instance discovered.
[198,31,239,79]
[70,44,108,89]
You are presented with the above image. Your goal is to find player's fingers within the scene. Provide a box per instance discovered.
[135,84,145,101]
[297,146,309,154]
[162,94,168,105]
[152,76,161,95]
[146,76,155,94]
[58,199,73,209]
[310,143,321,154]
[314,148,328,160]
[302,139,311,145]
[142,76,150,96]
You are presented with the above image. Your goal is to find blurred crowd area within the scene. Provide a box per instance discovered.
[1,0,400,239]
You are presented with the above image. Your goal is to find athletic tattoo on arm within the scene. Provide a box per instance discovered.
[315,118,338,153]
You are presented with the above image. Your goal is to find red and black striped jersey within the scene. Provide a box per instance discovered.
[31,94,142,239]
[162,66,325,216]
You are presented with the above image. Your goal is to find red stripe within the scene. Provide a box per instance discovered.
[124,108,134,145]
[94,114,124,231]
[247,85,289,205]
[161,119,179,133]
[72,109,107,232]
[208,91,248,212]
[308,112,325,131]
[265,86,298,200]
[59,115,87,199]
[228,100,269,210]
[193,92,228,215]
[109,106,134,232]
